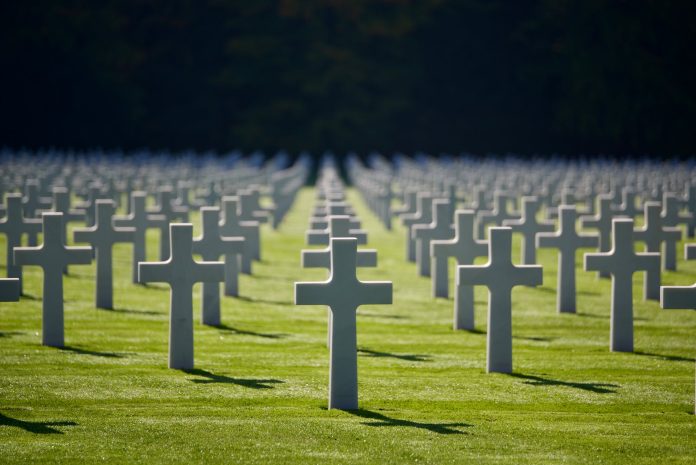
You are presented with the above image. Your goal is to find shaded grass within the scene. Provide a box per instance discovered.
[0,187,695,464]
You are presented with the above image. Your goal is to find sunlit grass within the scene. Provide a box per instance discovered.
[1,187,695,464]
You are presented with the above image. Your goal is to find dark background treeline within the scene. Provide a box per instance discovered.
[1,0,695,157]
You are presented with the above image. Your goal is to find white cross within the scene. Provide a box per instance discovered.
[73,200,135,309]
[660,243,696,310]
[306,215,367,246]
[581,194,626,278]
[138,224,225,369]
[431,210,488,329]
[402,192,433,262]
[14,213,92,347]
[51,187,86,272]
[457,227,542,373]
[584,219,659,352]
[113,191,168,283]
[413,199,453,277]
[537,206,598,313]
[295,238,392,410]
[192,207,244,325]
[659,243,696,414]
[149,186,189,260]
[476,191,519,239]
[0,194,42,293]
[219,196,258,273]
[503,196,554,264]
[0,278,19,302]
[634,201,681,301]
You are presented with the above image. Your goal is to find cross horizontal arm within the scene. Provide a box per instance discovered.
[295,280,332,306]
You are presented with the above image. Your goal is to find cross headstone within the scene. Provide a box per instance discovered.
[457,227,543,373]
[73,200,135,309]
[149,186,190,260]
[219,196,258,274]
[412,199,453,277]
[581,194,624,278]
[52,187,87,273]
[0,278,20,301]
[661,193,692,247]
[537,206,599,313]
[683,184,696,238]
[584,219,660,352]
[138,223,225,369]
[402,192,433,262]
[14,213,92,347]
[295,238,392,410]
[502,196,554,265]
[476,191,519,239]
[431,210,488,328]
[306,215,368,245]
[0,194,42,293]
[192,207,245,325]
[660,243,696,309]
[634,201,681,300]
[113,191,168,283]
[659,243,696,415]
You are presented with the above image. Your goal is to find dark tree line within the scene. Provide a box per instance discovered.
[1,0,695,156]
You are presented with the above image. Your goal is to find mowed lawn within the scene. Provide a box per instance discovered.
[1,187,695,464]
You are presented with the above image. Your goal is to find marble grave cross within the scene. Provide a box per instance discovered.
[219,196,258,274]
[537,206,599,313]
[402,192,434,262]
[0,278,20,301]
[412,199,453,277]
[457,227,543,373]
[14,213,93,347]
[431,210,488,329]
[581,194,625,278]
[138,224,225,369]
[192,206,245,325]
[306,215,368,246]
[113,191,168,283]
[503,196,554,265]
[149,186,189,260]
[476,191,519,239]
[584,219,660,352]
[660,244,696,310]
[73,200,135,309]
[0,194,42,293]
[634,202,681,300]
[295,238,392,410]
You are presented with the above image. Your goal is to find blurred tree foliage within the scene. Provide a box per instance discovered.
[0,0,694,155]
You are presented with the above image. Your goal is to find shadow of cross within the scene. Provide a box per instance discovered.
[431,210,488,329]
[584,219,659,353]
[0,412,77,434]
[358,348,431,362]
[295,238,392,410]
[537,206,599,314]
[192,206,244,325]
[73,200,135,309]
[509,373,620,394]
[14,213,92,348]
[346,409,472,435]
[457,227,543,374]
[0,193,41,294]
[182,369,284,389]
[138,224,225,370]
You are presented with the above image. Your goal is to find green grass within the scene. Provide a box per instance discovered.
[1,187,695,464]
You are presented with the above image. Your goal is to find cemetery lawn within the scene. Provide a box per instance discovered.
[1,187,695,465]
